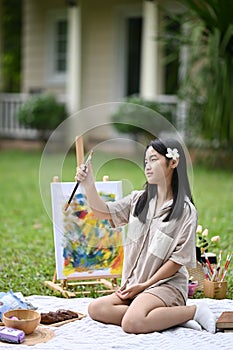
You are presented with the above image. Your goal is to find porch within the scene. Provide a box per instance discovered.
[0,93,184,144]
[0,93,66,141]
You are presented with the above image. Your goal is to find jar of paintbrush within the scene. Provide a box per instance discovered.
[203,251,231,299]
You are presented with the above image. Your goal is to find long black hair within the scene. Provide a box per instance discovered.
[134,138,194,223]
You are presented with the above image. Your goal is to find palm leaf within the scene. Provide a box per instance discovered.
[176,0,233,148]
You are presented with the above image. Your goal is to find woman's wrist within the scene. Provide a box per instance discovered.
[141,281,151,290]
[142,276,160,290]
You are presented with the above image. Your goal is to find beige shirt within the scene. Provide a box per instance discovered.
[106,191,197,301]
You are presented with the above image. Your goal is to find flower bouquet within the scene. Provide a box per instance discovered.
[187,225,220,292]
[196,225,220,264]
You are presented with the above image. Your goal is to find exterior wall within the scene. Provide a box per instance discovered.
[81,0,114,107]
[21,0,168,142]
[22,0,143,105]
[81,0,141,108]
[78,0,143,142]
[21,0,181,116]
[22,0,66,94]
[0,0,185,144]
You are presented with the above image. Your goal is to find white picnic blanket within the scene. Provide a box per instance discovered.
[1,295,233,350]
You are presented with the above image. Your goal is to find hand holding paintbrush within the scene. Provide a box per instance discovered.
[64,150,93,211]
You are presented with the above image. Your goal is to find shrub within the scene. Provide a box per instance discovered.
[111,96,176,140]
[17,94,67,140]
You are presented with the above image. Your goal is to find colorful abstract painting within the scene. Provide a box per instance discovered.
[51,181,124,280]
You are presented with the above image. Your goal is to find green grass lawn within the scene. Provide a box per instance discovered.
[0,149,232,298]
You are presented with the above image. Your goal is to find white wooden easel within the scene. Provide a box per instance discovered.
[45,136,121,297]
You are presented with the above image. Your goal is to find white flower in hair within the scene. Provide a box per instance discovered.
[166,148,180,160]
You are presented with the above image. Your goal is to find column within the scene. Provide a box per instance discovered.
[177,22,189,138]
[66,1,81,115]
[140,0,159,100]
[0,0,3,91]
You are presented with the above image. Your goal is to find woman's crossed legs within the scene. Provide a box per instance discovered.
[88,292,198,334]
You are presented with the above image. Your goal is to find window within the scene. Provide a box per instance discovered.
[46,11,68,84]
[55,19,67,73]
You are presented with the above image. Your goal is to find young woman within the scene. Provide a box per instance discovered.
[75,138,216,334]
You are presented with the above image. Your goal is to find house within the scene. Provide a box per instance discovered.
[0,0,185,144]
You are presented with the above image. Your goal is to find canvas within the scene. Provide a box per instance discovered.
[51,181,124,280]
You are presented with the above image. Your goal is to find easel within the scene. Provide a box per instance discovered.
[45,136,121,298]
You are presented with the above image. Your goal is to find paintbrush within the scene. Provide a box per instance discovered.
[220,252,232,282]
[64,149,93,211]
[204,252,214,275]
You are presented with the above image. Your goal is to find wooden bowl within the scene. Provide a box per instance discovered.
[3,309,41,334]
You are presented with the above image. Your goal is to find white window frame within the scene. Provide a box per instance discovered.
[45,10,68,85]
